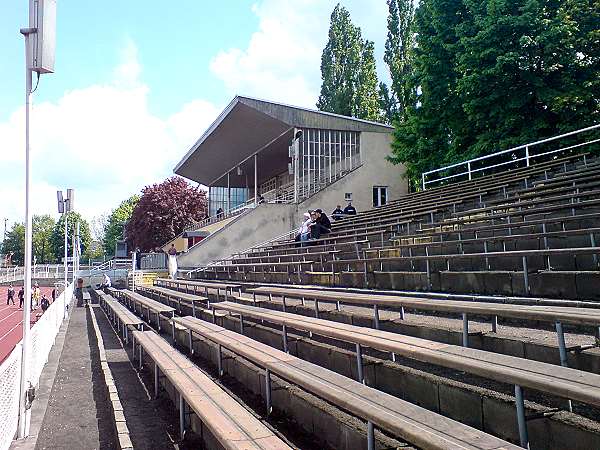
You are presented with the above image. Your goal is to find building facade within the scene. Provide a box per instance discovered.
[173,96,408,267]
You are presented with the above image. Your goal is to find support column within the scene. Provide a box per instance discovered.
[265,369,272,415]
[217,344,223,376]
[226,172,230,213]
[355,343,364,384]
[254,154,258,206]
[515,385,529,449]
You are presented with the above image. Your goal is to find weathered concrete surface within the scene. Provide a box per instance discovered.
[93,306,176,450]
[35,306,118,450]
[183,308,600,450]
[177,203,296,268]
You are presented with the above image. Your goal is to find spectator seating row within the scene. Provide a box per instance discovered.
[209,300,600,448]
[131,330,293,449]
[107,287,175,332]
[173,315,521,450]
[194,154,600,299]
[244,285,600,362]
[93,290,144,344]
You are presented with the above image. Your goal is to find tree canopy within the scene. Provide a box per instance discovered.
[103,195,139,256]
[317,4,382,122]
[32,215,56,264]
[383,0,415,122]
[3,223,25,266]
[51,211,92,262]
[389,0,600,186]
[125,177,207,252]
[2,215,58,265]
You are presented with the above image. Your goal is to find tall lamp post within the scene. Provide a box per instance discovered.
[18,0,56,438]
[57,189,73,302]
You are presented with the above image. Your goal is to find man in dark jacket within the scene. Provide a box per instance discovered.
[331,205,344,220]
[311,209,331,239]
[343,202,357,215]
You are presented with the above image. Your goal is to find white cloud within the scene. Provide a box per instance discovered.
[209,0,390,108]
[0,2,391,231]
[0,40,220,229]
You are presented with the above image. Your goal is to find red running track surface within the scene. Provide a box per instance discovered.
[0,285,55,364]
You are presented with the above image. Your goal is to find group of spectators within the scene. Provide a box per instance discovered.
[295,201,358,245]
[6,282,52,312]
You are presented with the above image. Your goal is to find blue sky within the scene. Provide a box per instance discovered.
[0,0,390,233]
[0,1,260,120]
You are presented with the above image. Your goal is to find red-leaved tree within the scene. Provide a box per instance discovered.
[125,177,207,251]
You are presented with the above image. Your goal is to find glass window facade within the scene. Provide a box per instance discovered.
[296,128,361,200]
[209,186,248,216]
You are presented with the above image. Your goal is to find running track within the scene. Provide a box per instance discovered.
[0,286,54,364]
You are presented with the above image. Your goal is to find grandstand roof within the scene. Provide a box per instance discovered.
[174,95,393,186]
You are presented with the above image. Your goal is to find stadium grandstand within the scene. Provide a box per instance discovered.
[3,100,600,450]
[169,96,408,267]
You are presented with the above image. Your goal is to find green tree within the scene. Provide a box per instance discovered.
[379,82,398,123]
[103,195,139,256]
[51,212,92,262]
[455,0,600,155]
[3,223,25,266]
[32,215,55,264]
[389,0,466,184]
[389,0,600,186]
[383,0,415,122]
[317,4,383,121]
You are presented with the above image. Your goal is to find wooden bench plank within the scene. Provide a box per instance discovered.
[247,286,600,326]
[96,291,143,327]
[115,289,175,314]
[211,302,600,408]
[132,330,291,450]
[175,316,519,450]
[156,278,241,291]
[142,285,207,303]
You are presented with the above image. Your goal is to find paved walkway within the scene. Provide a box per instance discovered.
[35,305,117,450]
[33,302,177,449]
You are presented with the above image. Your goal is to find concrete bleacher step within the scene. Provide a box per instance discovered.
[200,301,600,449]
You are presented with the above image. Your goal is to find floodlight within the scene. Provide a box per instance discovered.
[66,188,74,212]
[294,130,303,140]
[31,0,56,73]
[56,190,64,213]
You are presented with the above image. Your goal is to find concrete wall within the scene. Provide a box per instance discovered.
[177,131,408,269]
[177,203,297,268]
[299,131,407,214]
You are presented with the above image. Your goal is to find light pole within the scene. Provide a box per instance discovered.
[291,129,302,204]
[57,189,73,313]
[18,0,56,438]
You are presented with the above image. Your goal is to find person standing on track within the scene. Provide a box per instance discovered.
[18,286,24,309]
[7,284,15,305]
[166,244,178,280]
[40,294,50,312]
[32,283,41,310]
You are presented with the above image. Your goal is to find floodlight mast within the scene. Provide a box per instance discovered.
[18,0,56,439]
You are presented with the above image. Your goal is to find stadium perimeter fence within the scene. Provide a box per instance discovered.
[0,283,73,450]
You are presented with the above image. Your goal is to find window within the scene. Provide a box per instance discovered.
[373,186,388,207]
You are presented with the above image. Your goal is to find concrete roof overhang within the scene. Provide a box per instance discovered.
[174,96,393,187]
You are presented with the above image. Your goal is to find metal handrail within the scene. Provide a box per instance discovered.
[422,124,600,189]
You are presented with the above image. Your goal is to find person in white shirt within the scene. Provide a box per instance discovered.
[299,212,313,245]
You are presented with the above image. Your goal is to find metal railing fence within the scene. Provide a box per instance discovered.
[422,124,600,190]
[0,283,74,450]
